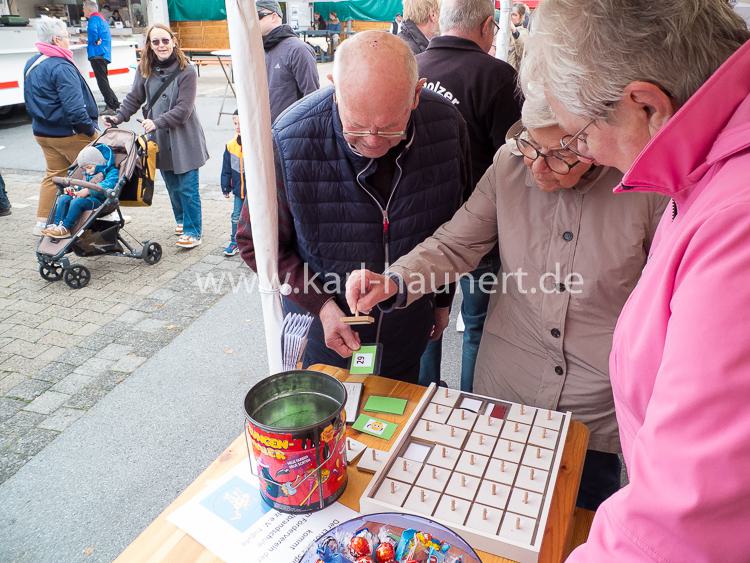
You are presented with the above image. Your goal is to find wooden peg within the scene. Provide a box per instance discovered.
[483,507,488,521]
[346,440,352,451]
[492,483,497,495]
[340,311,375,325]
[536,447,541,459]
[426,421,431,431]
[542,428,548,439]
[450,499,456,511]
[441,446,447,458]
[520,405,526,415]
[470,454,475,465]
[487,415,493,426]
[515,516,521,530]
[501,459,506,472]
[461,475,466,487]
[547,409,553,421]
[371,449,377,460]
[450,426,456,437]
[460,410,466,420]
[420,489,426,502]
[435,404,440,414]
[444,387,449,398]
[479,434,484,445]
[507,441,513,452]
[514,421,519,433]
[390,481,396,494]
[523,490,529,504]
[402,460,408,471]
[531,468,536,481]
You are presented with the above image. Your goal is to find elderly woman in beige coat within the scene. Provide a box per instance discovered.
[346,92,667,510]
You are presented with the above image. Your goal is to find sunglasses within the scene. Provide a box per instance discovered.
[257,11,274,19]
[150,37,172,46]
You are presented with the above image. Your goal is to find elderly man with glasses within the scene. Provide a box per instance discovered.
[256,0,319,122]
[346,89,667,510]
[237,31,470,383]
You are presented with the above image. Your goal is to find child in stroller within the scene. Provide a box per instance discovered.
[36,128,162,289]
[43,145,118,238]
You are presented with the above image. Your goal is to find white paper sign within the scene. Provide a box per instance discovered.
[169,462,358,562]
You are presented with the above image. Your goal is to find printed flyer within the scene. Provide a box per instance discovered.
[168,461,358,562]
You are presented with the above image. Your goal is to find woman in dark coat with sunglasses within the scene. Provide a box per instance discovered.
[106,23,208,248]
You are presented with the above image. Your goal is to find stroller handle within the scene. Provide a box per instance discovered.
[52,176,107,193]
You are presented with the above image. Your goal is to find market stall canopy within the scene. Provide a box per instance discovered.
[313,1,403,21]
[168,0,226,21]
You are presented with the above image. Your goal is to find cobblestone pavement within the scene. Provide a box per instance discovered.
[0,171,252,484]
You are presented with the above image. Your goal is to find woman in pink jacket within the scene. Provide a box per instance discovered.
[521,0,750,561]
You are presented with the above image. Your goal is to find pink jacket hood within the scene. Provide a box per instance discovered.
[570,40,750,563]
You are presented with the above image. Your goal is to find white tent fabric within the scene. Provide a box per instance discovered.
[226,0,284,374]
[496,0,512,62]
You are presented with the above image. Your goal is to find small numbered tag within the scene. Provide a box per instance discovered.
[349,343,382,375]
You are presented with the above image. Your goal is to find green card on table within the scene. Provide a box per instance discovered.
[364,395,407,415]
[349,344,381,375]
[352,414,397,441]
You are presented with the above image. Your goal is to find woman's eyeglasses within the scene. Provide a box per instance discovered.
[559,119,596,159]
[514,130,581,175]
[150,38,172,46]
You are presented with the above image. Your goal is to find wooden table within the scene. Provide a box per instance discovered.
[117,365,591,562]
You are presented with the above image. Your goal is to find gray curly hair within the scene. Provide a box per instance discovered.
[522,0,750,120]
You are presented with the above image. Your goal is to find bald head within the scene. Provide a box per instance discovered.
[332,31,423,158]
[333,31,418,108]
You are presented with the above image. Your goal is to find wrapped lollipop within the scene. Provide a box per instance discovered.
[348,527,378,560]
[316,535,353,563]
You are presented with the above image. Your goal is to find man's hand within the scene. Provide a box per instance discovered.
[319,300,361,358]
[102,116,119,129]
[345,269,398,315]
[76,188,90,198]
[142,119,156,133]
[429,306,450,341]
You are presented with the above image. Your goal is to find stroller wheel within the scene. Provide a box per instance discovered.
[143,242,162,265]
[63,265,91,290]
[39,264,63,282]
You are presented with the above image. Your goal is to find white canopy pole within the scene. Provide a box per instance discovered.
[495,0,512,61]
[226,0,284,374]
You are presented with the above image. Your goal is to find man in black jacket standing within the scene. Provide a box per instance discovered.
[237,31,470,383]
[416,0,521,391]
[256,0,319,122]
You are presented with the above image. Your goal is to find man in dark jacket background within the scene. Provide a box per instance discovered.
[398,0,440,54]
[24,16,98,235]
[83,0,119,115]
[416,0,522,391]
[256,0,320,122]
[237,31,471,383]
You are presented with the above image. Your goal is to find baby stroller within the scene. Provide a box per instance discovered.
[36,128,162,289]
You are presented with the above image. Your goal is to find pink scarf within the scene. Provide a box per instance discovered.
[36,42,75,64]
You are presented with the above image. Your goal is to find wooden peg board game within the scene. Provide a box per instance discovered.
[359,384,571,563]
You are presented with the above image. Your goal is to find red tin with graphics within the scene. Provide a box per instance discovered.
[243,370,348,513]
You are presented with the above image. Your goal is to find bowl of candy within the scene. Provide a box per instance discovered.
[301,512,481,562]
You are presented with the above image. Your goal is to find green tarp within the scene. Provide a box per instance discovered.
[168,0,226,22]
[313,1,403,22]
[167,0,401,23]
